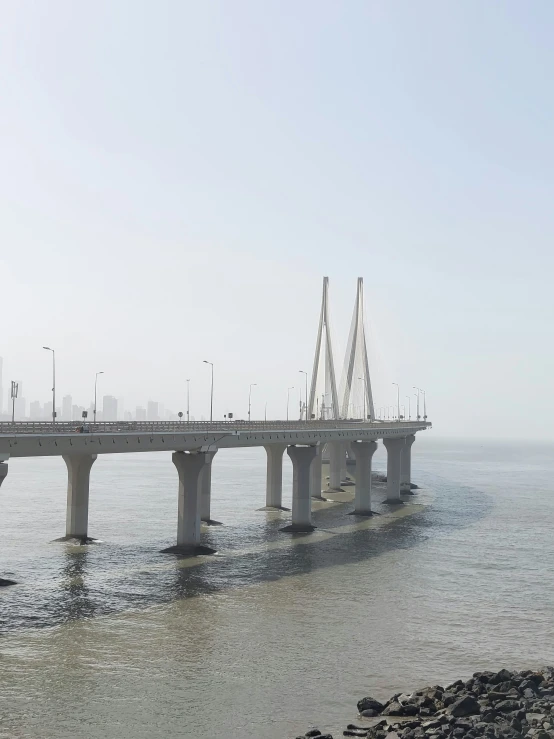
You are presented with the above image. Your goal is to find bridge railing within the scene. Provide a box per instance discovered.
[0,419,431,436]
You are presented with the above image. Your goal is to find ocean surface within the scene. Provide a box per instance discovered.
[0,436,553,738]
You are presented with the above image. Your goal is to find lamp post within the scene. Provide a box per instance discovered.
[299,370,308,421]
[10,381,18,423]
[203,361,214,422]
[43,346,56,427]
[413,387,421,420]
[287,386,294,421]
[94,371,104,423]
[248,383,257,422]
[421,389,427,420]
[392,382,400,422]
[186,378,190,422]
[406,395,411,420]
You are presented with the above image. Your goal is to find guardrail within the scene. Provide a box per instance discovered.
[0,420,431,436]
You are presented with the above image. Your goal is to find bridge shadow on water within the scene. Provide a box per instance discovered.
[0,476,494,633]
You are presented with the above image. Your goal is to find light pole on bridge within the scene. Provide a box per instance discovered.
[406,395,411,420]
[299,370,308,421]
[186,379,190,422]
[248,383,257,422]
[286,386,294,421]
[392,382,400,422]
[203,361,214,422]
[421,389,427,420]
[94,371,104,423]
[42,346,56,428]
[413,386,421,421]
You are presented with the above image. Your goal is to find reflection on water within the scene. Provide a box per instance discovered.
[0,439,553,739]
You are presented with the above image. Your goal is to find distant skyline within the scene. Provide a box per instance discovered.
[2,1,554,438]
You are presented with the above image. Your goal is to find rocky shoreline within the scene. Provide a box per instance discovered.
[295,667,554,739]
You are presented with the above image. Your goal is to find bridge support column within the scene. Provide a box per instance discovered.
[163,451,216,555]
[349,440,378,515]
[328,442,343,490]
[0,462,7,489]
[200,451,221,524]
[310,445,325,500]
[383,437,404,503]
[281,445,317,532]
[263,444,288,509]
[57,454,97,543]
[401,435,416,493]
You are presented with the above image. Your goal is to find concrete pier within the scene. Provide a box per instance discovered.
[328,441,343,490]
[58,454,97,543]
[401,434,416,493]
[200,451,221,524]
[383,437,404,503]
[263,443,288,509]
[0,462,7,489]
[310,445,325,500]
[281,445,317,532]
[163,451,216,555]
[349,440,377,515]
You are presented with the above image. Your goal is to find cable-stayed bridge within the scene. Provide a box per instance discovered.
[0,278,431,573]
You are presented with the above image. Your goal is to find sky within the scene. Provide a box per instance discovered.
[1,0,553,437]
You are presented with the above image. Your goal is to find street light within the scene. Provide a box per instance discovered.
[359,377,366,420]
[186,379,190,422]
[299,370,308,421]
[405,395,411,420]
[94,371,104,423]
[248,383,257,422]
[413,387,421,420]
[392,382,400,422]
[43,346,56,427]
[203,361,214,422]
[421,389,427,420]
[286,386,294,421]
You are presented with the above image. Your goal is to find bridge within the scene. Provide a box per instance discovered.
[0,419,430,555]
[0,277,432,564]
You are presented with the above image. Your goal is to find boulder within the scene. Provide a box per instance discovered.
[305,731,322,737]
[495,700,522,714]
[357,697,385,714]
[448,696,481,717]
[490,670,514,685]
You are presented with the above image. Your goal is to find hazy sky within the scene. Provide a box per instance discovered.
[1,1,553,437]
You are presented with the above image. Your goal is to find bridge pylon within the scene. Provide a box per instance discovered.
[338,277,375,421]
[308,277,340,421]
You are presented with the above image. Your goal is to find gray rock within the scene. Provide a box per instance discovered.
[449,696,481,717]
[496,700,522,713]
[305,730,322,737]
[357,698,385,714]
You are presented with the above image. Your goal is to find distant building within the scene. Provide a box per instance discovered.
[44,401,53,420]
[62,395,72,421]
[29,400,41,419]
[147,401,159,421]
[103,395,118,422]
[124,411,132,421]
[72,405,86,421]
[135,406,146,421]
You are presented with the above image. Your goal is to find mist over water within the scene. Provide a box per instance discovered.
[1,438,553,739]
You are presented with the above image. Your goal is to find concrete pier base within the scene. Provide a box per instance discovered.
[280,445,317,533]
[348,440,377,515]
[310,445,326,500]
[383,437,404,503]
[328,441,343,490]
[264,443,287,509]
[200,451,222,525]
[0,462,8,489]
[401,434,416,494]
[55,454,97,543]
[162,451,216,556]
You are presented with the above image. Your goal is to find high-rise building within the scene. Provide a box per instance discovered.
[44,401,53,420]
[13,381,25,420]
[72,405,86,421]
[102,395,118,422]
[29,401,41,419]
[135,406,146,421]
[62,395,72,421]
[147,401,159,421]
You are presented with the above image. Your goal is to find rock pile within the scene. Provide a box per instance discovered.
[295,667,554,739]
